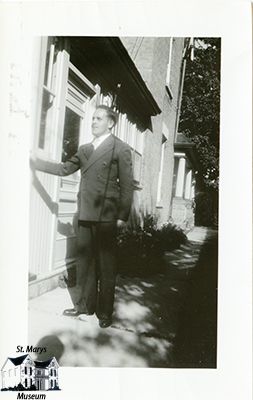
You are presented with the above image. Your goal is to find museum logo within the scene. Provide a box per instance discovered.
[1,353,61,395]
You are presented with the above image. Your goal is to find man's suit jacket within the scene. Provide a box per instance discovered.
[36,135,134,222]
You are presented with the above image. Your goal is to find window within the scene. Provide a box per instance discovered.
[38,37,57,151]
[156,135,167,205]
[172,157,179,198]
[24,367,27,375]
[30,367,32,375]
[166,37,173,98]
[61,107,81,162]
[25,378,27,388]
[30,378,32,387]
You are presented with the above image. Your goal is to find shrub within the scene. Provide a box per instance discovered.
[48,385,61,390]
[16,383,26,391]
[156,222,187,251]
[117,215,187,277]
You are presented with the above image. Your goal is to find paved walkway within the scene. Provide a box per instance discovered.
[28,226,218,367]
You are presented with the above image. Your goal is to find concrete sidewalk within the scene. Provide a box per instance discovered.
[28,226,218,367]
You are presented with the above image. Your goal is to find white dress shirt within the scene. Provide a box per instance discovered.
[92,133,111,150]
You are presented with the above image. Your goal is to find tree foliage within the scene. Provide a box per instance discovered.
[179,38,221,190]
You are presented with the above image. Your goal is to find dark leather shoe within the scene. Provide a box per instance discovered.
[62,308,81,317]
[99,318,112,328]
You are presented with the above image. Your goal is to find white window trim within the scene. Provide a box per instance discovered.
[35,38,59,158]
[166,37,173,98]
[156,137,167,206]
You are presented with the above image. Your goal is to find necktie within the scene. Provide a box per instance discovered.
[86,143,94,159]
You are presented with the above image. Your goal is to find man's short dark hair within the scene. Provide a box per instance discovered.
[96,105,118,127]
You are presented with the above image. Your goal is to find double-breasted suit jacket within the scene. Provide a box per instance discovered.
[37,134,134,222]
[35,134,134,317]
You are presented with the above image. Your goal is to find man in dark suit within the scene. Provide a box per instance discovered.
[33,105,134,328]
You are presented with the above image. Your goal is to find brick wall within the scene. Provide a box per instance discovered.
[120,37,185,225]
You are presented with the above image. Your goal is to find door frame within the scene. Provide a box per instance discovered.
[50,54,99,273]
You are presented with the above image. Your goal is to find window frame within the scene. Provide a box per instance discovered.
[36,37,57,155]
[156,135,167,207]
[165,37,174,99]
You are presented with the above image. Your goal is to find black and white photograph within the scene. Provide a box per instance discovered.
[28,36,220,368]
[0,1,251,399]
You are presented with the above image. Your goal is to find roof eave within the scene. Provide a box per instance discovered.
[108,37,161,116]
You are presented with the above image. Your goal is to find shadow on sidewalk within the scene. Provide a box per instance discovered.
[31,230,218,367]
[171,232,218,368]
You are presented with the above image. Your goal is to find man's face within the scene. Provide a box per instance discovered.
[91,108,113,137]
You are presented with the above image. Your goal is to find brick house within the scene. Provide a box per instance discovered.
[120,37,194,226]
[28,36,196,296]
